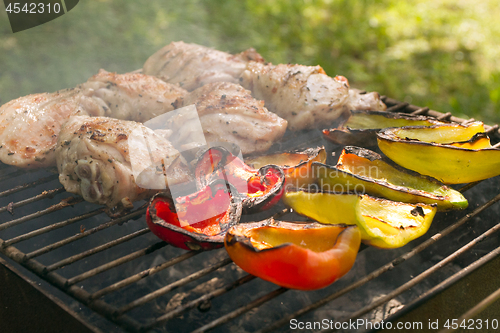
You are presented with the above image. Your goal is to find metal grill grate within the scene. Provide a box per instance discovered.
[1,98,500,333]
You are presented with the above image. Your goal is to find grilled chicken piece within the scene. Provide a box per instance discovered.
[56,116,191,208]
[143,41,265,91]
[154,82,288,155]
[240,62,387,131]
[0,89,104,168]
[346,88,387,112]
[81,69,188,123]
[239,62,351,131]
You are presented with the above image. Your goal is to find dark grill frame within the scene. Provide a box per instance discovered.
[1,97,500,333]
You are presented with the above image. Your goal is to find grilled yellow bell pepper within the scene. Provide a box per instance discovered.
[283,188,437,249]
[377,122,500,184]
[312,146,467,211]
[323,110,444,147]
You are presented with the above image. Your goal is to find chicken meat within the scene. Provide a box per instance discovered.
[149,82,288,156]
[143,41,265,91]
[239,62,386,131]
[81,69,188,123]
[0,88,104,168]
[56,116,191,208]
[346,88,387,112]
[0,70,188,169]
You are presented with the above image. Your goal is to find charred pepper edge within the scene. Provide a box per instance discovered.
[244,146,326,170]
[147,180,243,244]
[226,220,358,253]
[194,146,248,189]
[322,110,445,142]
[337,146,463,198]
[194,146,286,213]
[312,161,450,201]
[341,145,448,180]
[285,186,438,209]
[376,125,498,152]
[240,164,285,213]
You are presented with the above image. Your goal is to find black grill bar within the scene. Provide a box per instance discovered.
[328,211,500,332]
[458,181,482,193]
[382,96,500,137]
[436,112,453,121]
[0,196,82,231]
[115,256,233,316]
[0,168,41,183]
[192,287,288,333]
[1,208,105,248]
[438,286,500,333]
[90,249,200,301]
[65,240,169,287]
[382,244,500,330]
[257,191,500,333]
[385,102,409,112]
[0,174,59,198]
[410,107,429,115]
[1,242,145,332]
[44,227,150,273]
[142,274,257,332]
[23,207,147,260]
[0,187,66,215]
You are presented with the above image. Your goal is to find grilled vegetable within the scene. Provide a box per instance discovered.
[245,147,326,188]
[312,146,467,210]
[283,188,437,248]
[322,110,444,146]
[225,219,360,290]
[377,122,500,184]
[146,179,242,250]
[195,147,285,213]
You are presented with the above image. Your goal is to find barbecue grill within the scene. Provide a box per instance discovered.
[1,97,500,333]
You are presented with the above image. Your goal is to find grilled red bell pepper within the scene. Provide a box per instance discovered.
[195,147,285,213]
[225,219,361,290]
[146,179,242,250]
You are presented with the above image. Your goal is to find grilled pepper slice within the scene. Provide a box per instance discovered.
[146,179,242,250]
[377,122,500,184]
[195,147,285,213]
[323,110,444,146]
[448,133,492,149]
[245,147,326,188]
[225,219,360,290]
[312,146,467,210]
[283,188,437,248]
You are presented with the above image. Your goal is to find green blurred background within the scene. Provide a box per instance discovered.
[1,0,500,123]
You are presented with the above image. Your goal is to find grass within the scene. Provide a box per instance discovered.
[1,0,500,124]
